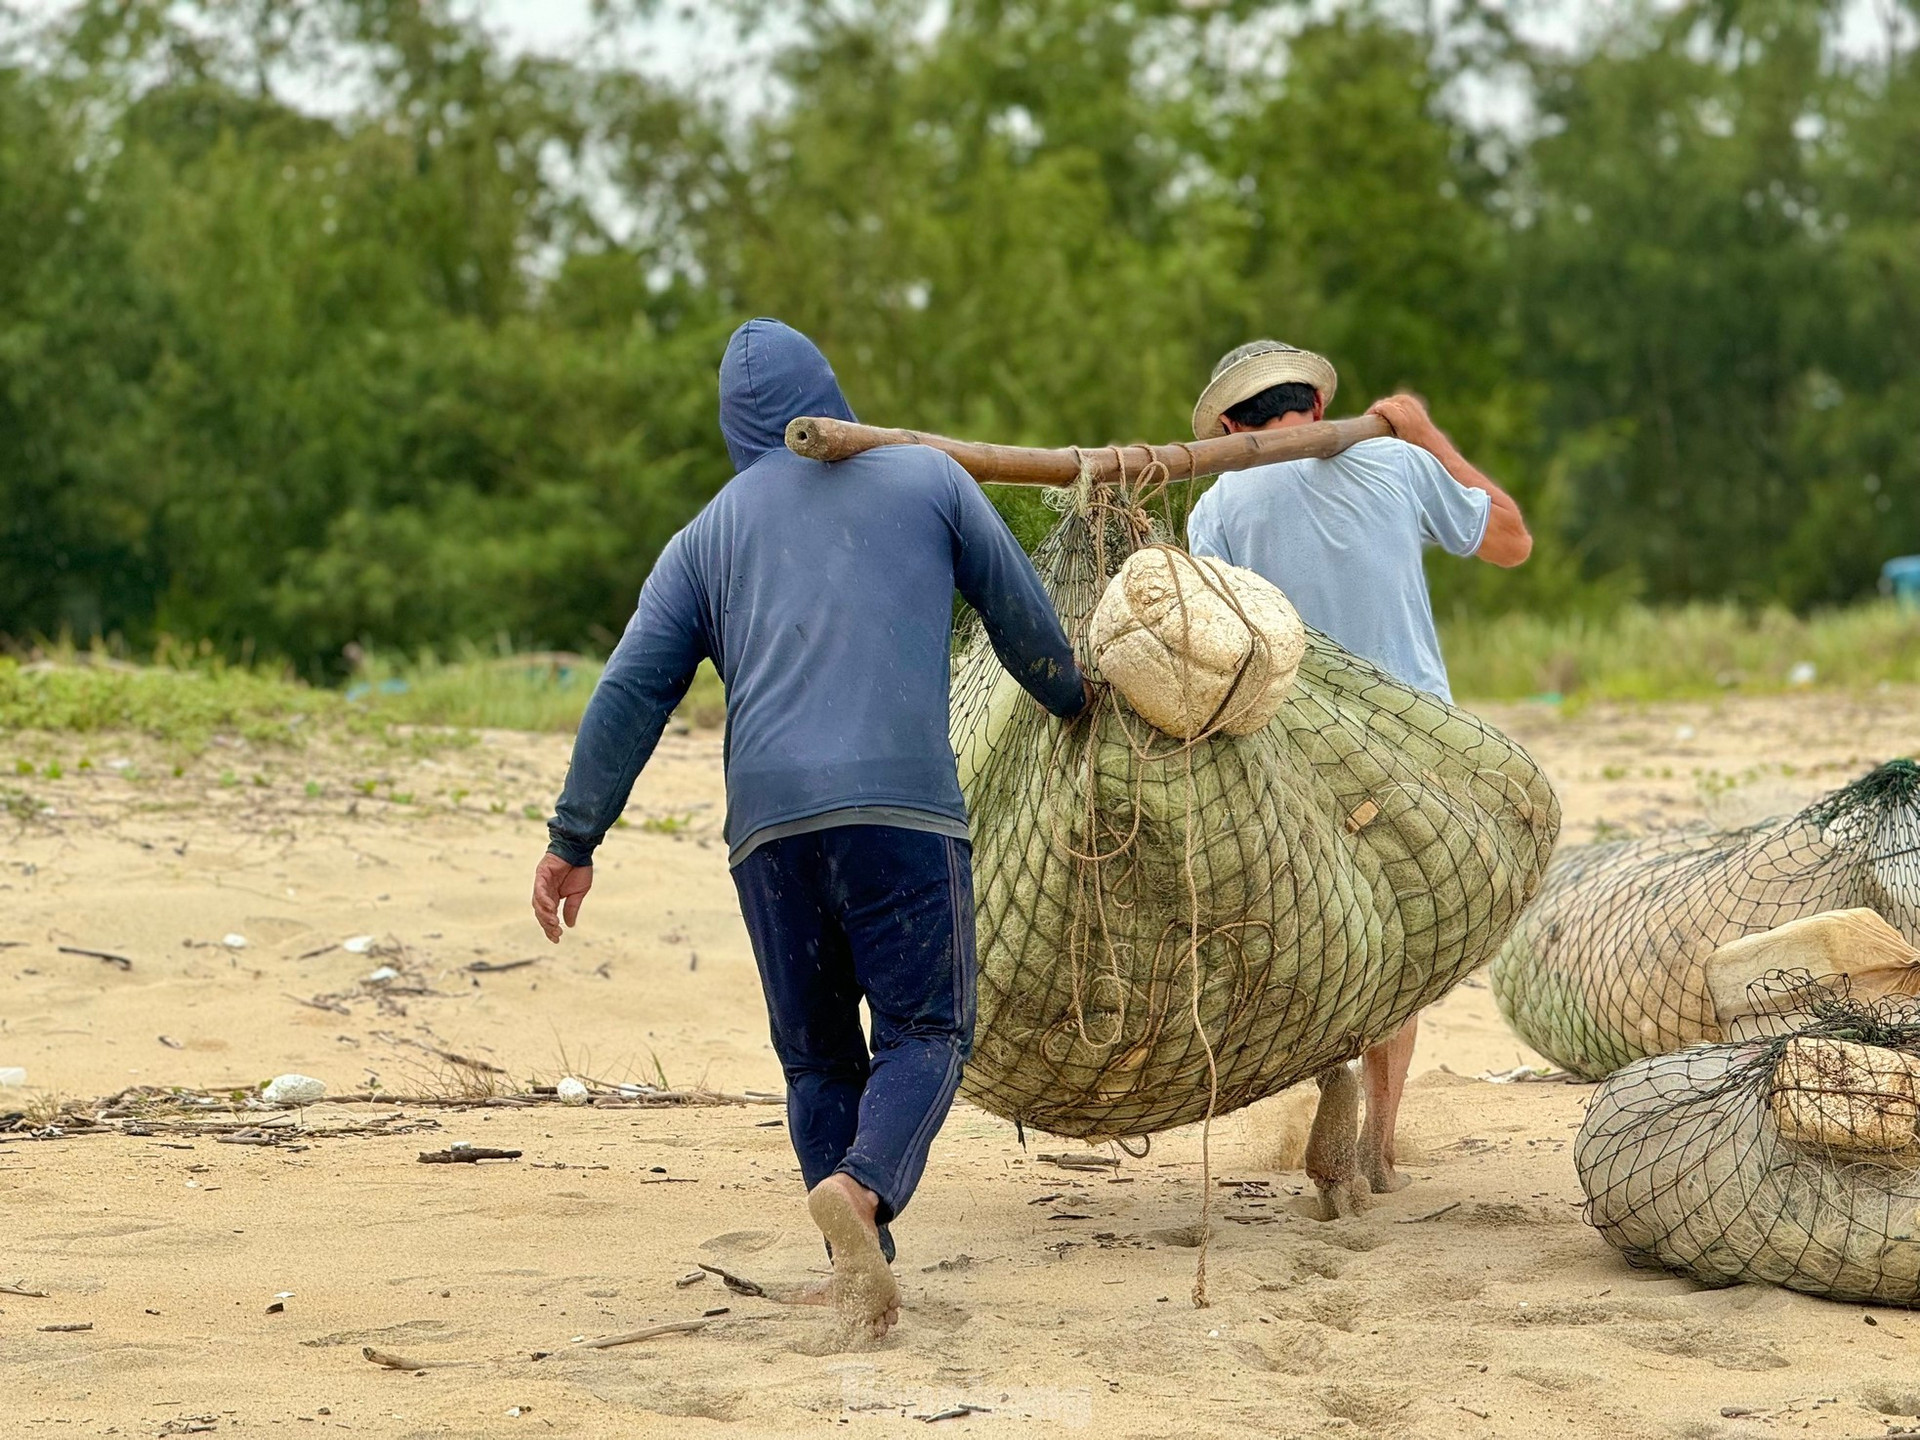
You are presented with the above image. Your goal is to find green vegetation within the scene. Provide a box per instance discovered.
[1441,601,1920,704]
[6,604,1920,754]
[2,0,1916,680]
[0,647,724,747]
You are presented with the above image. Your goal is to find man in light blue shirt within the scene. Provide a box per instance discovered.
[1185,339,1532,1212]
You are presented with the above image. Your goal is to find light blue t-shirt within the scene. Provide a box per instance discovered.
[1185,436,1490,704]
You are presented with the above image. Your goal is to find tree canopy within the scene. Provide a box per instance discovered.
[3,0,1916,672]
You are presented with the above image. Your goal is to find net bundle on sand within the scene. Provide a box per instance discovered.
[1576,992,1920,1305]
[950,481,1562,1140]
[1491,761,1920,1080]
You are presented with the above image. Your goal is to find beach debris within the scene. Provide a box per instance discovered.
[556,1077,590,1106]
[37,1322,92,1332]
[1478,1064,1559,1084]
[222,933,247,949]
[343,935,375,954]
[468,958,537,974]
[57,945,132,971]
[1,1283,47,1297]
[916,1404,991,1423]
[261,1074,327,1106]
[158,1035,184,1050]
[577,1317,712,1350]
[696,1263,767,1297]
[418,1145,522,1164]
[285,992,351,1015]
[0,1068,25,1087]
[365,965,400,983]
[1036,1152,1121,1172]
[674,1270,706,1289]
[360,1346,475,1371]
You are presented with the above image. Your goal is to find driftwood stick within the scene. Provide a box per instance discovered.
[1,1283,48,1297]
[360,1346,476,1371]
[784,413,1390,488]
[578,1318,711,1350]
[284,992,352,1015]
[466,958,538,974]
[418,1146,522,1164]
[695,1264,767,1298]
[58,946,134,971]
[1037,1151,1122,1170]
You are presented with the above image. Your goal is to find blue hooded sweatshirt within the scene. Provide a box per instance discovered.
[547,318,1087,867]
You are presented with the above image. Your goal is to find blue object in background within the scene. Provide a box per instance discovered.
[1883,555,1920,608]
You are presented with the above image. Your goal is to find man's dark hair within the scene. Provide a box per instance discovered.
[1223,382,1318,428]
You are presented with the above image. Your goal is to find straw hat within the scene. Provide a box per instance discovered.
[1191,339,1339,440]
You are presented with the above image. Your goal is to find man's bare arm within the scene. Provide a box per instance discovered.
[1366,395,1532,568]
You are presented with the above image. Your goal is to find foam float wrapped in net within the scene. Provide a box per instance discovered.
[1491,761,1920,1080]
[950,481,1561,1139]
[1576,992,1920,1305]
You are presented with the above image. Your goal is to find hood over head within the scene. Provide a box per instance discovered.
[718,318,857,471]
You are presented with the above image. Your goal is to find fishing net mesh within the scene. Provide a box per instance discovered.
[1492,761,1920,1080]
[1576,989,1920,1305]
[949,479,1561,1141]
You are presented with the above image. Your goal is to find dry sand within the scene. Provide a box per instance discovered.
[3,689,1919,1438]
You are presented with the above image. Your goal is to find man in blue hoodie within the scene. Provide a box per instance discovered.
[531,319,1090,1340]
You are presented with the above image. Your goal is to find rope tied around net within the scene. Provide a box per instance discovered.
[1576,986,1920,1304]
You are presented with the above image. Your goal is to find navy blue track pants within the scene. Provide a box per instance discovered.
[731,825,977,1234]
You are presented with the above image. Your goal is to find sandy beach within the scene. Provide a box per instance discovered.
[4,688,1919,1439]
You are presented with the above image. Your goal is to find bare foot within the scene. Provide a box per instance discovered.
[806,1176,902,1344]
[1314,1174,1371,1220]
[1305,1062,1367,1221]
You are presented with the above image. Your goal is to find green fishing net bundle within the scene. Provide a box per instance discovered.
[949,483,1562,1140]
[1492,760,1920,1081]
[1577,991,1920,1305]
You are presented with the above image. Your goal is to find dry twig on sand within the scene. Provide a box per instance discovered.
[696,1264,767,1297]
[578,1318,711,1350]
[418,1146,522,1164]
[360,1346,477,1371]
[57,946,132,971]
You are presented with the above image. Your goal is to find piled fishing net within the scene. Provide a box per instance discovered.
[950,480,1561,1140]
[1491,760,1920,1080]
[1576,990,1920,1305]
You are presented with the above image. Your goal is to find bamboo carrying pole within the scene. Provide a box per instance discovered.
[783,413,1391,487]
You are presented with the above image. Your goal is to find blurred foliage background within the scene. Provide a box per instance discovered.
[2,0,1917,683]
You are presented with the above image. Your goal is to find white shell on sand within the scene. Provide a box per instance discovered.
[557,1076,590,1105]
[261,1074,327,1106]
[1089,548,1305,740]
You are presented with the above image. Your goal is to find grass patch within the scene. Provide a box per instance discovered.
[1444,601,1920,703]
[0,643,727,747]
[0,654,333,745]
[352,648,726,733]
[9,601,1915,748]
